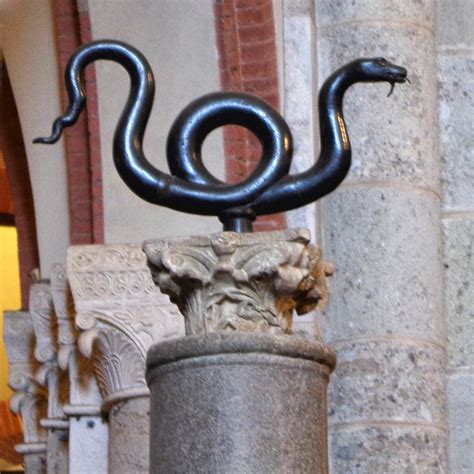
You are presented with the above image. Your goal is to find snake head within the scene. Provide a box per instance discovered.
[357,57,408,84]
[355,57,408,97]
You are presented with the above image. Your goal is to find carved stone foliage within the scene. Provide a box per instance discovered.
[3,311,48,450]
[29,282,69,426]
[143,229,333,335]
[51,264,77,369]
[50,263,103,411]
[67,244,185,411]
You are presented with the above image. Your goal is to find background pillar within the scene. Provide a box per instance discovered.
[436,1,474,471]
[67,243,184,474]
[4,311,48,473]
[29,282,69,474]
[315,0,448,471]
[50,264,108,474]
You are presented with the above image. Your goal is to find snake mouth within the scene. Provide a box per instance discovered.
[386,67,408,83]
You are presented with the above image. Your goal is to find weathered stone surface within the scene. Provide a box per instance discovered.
[329,339,446,426]
[144,229,332,335]
[67,243,184,474]
[68,417,108,474]
[436,0,474,49]
[50,264,108,474]
[330,425,447,473]
[3,311,47,473]
[147,333,335,474]
[317,23,439,190]
[30,282,69,473]
[321,187,444,343]
[108,397,149,474]
[317,0,434,27]
[282,0,318,234]
[446,372,474,472]
[442,218,474,368]
[67,243,184,410]
[438,55,474,210]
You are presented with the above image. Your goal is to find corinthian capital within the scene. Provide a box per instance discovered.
[143,229,333,335]
[3,311,47,456]
[67,244,185,411]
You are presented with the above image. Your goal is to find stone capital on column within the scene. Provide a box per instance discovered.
[29,282,68,429]
[50,263,108,474]
[3,311,48,470]
[50,264,103,415]
[66,244,185,412]
[143,228,333,335]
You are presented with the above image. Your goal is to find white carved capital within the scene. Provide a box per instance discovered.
[67,244,185,411]
[50,263,103,415]
[3,311,48,453]
[30,282,68,428]
[143,229,333,335]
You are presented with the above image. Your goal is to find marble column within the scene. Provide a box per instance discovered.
[144,229,334,472]
[67,244,184,474]
[436,1,474,471]
[29,282,69,474]
[50,264,108,474]
[4,311,48,473]
[315,0,447,471]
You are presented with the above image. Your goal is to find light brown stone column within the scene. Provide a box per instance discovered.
[29,282,69,474]
[67,244,184,474]
[50,264,108,474]
[315,0,447,471]
[436,1,474,471]
[4,311,48,474]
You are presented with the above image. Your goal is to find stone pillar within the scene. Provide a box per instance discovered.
[50,264,109,474]
[436,1,474,471]
[67,244,184,474]
[144,229,334,472]
[278,0,322,340]
[4,311,48,473]
[315,1,447,471]
[29,282,69,474]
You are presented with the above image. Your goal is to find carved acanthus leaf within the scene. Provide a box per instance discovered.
[144,229,333,335]
[87,329,147,405]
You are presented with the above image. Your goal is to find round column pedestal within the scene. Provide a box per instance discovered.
[147,333,336,473]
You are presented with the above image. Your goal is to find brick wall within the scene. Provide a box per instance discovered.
[214,0,285,231]
[54,0,103,244]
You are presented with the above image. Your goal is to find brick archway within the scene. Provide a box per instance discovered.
[214,0,285,231]
[0,62,40,308]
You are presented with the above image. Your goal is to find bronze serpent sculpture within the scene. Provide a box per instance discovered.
[35,40,408,232]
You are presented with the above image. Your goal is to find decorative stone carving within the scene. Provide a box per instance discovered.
[143,229,333,335]
[50,264,103,412]
[30,282,69,474]
[67,243,185,473]
[67,244,185,410]
[50,263,108,474]
[4,311,48,473]
[30,282,68,425]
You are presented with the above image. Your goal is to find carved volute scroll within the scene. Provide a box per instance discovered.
[3,311,48,457]
[143,228,333,335]
[67,244,185,411]
[50,264,103,414]
[29,283,68,430]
